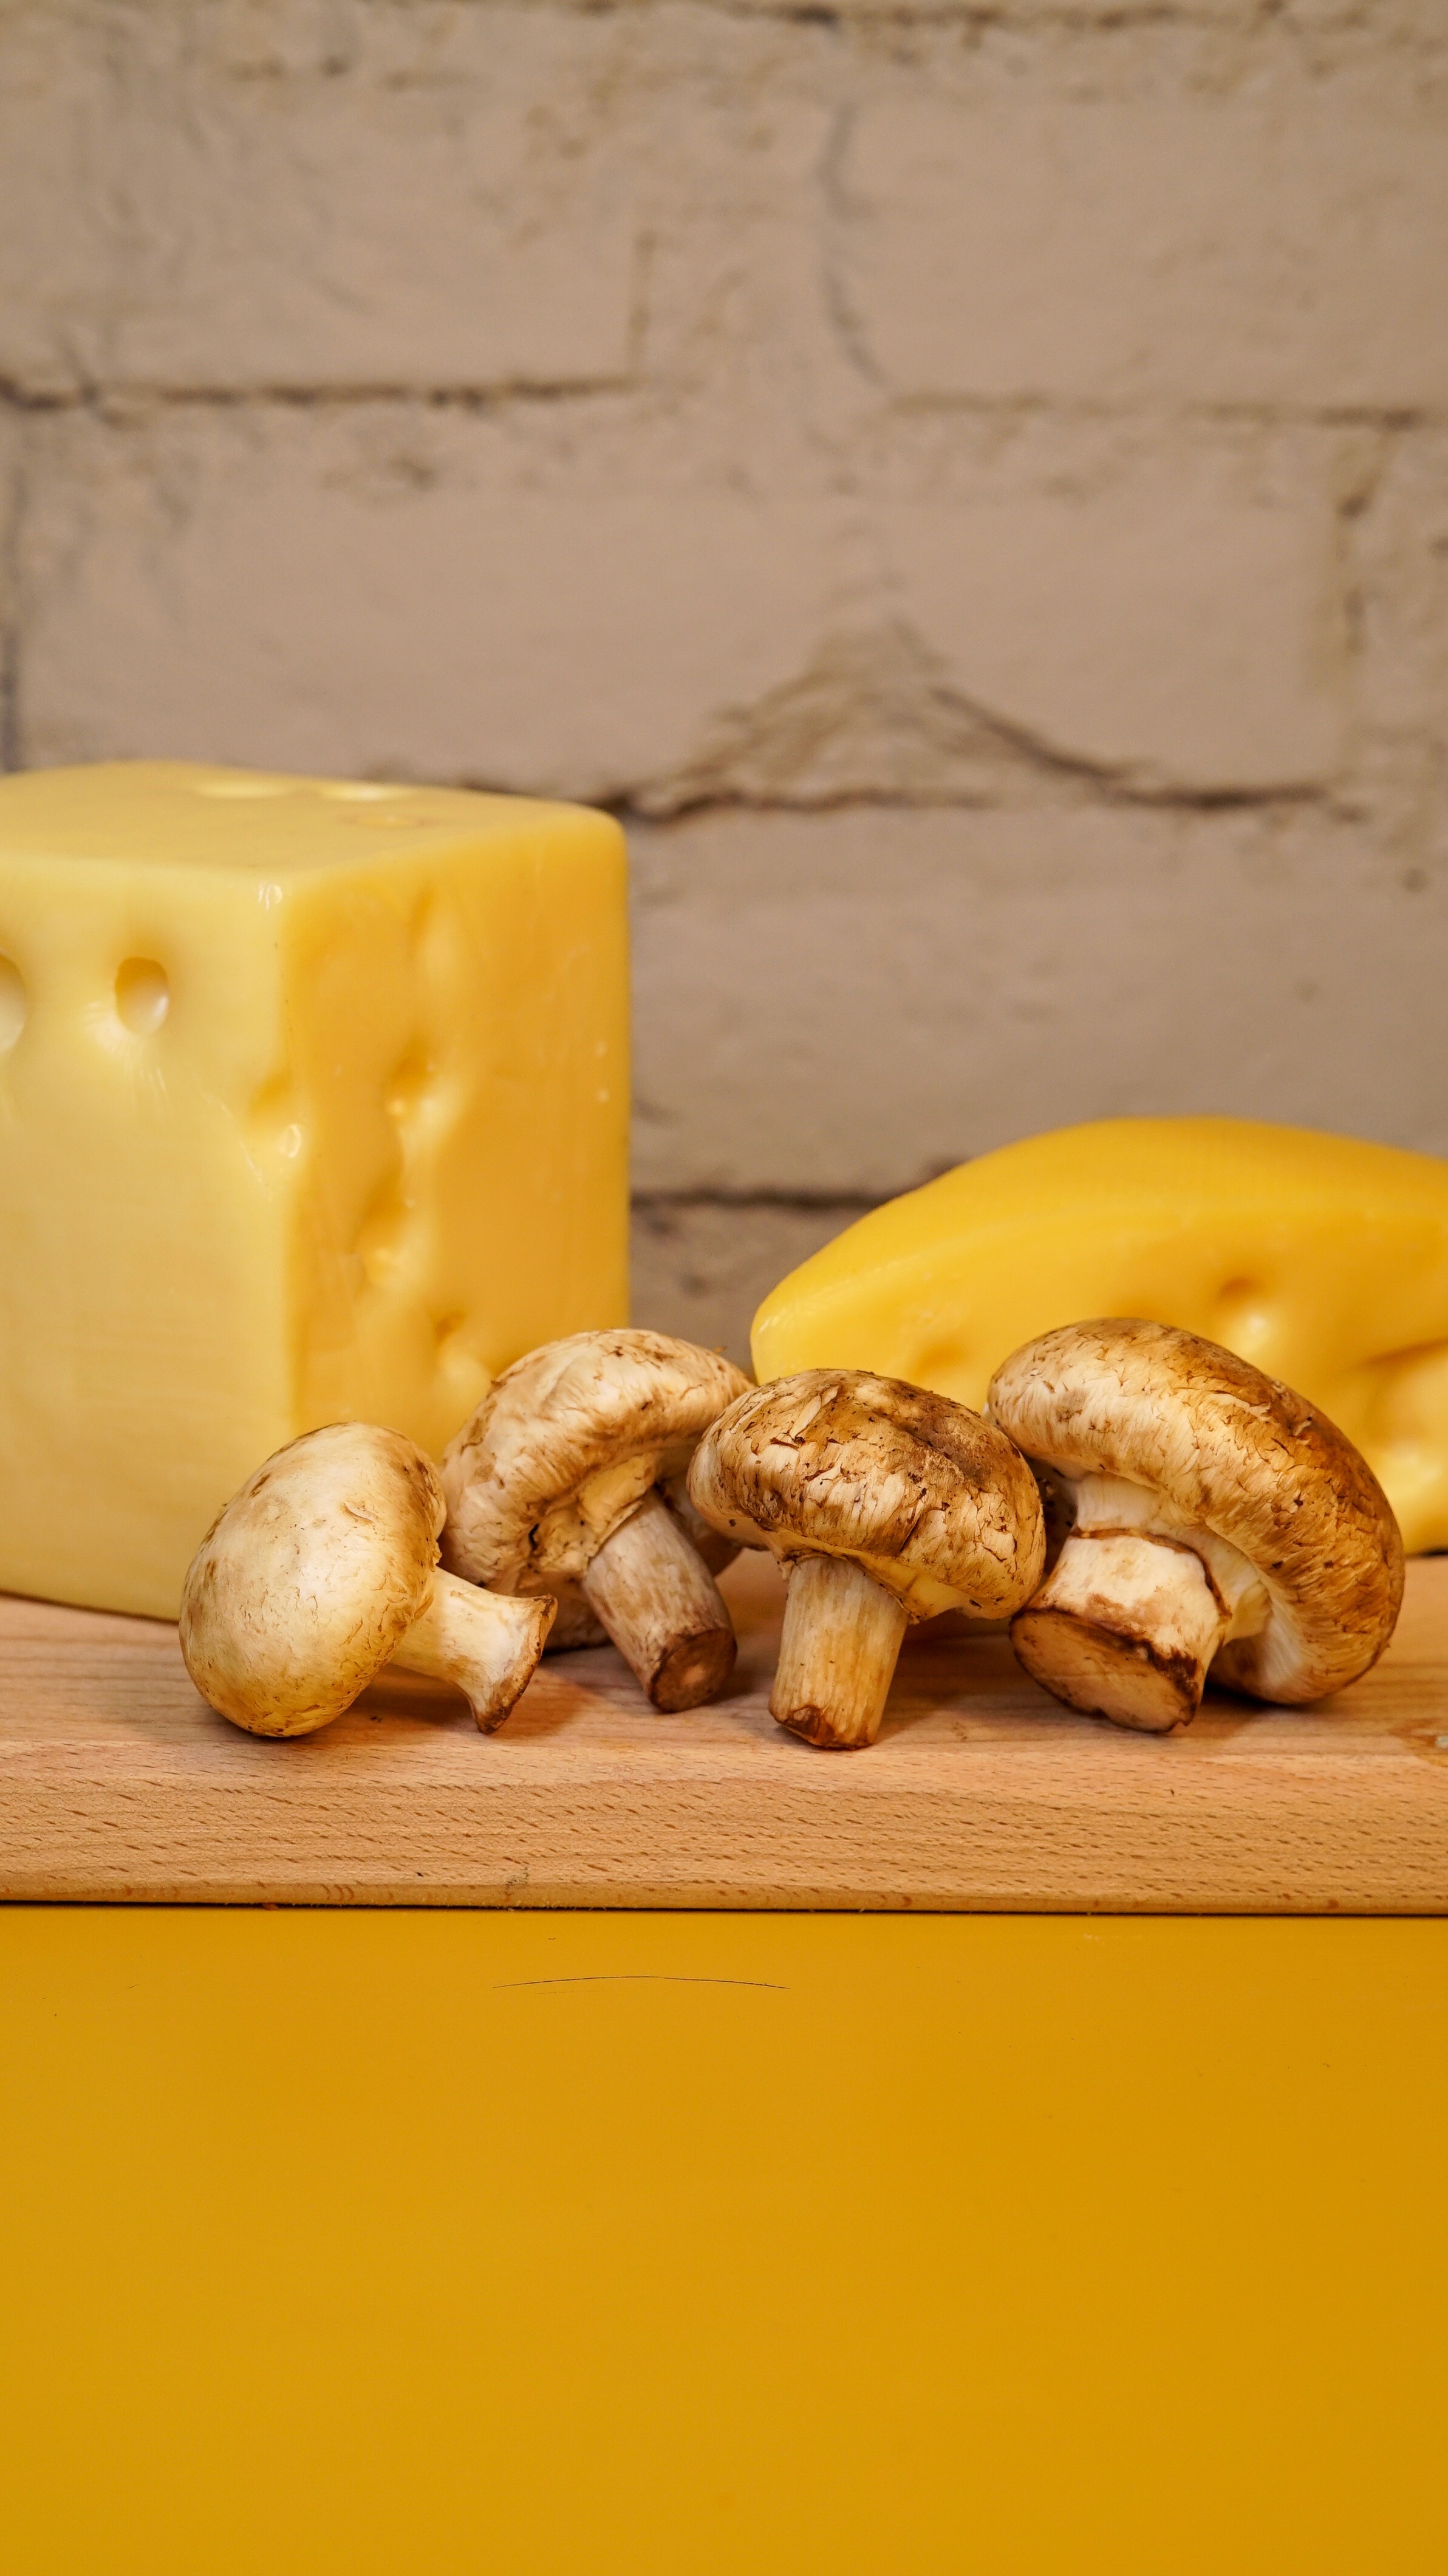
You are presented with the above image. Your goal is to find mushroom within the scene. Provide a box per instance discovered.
[686,1369,1047,1749]
[531,1473,741,1655]
[180,1422,555,1736]
[988,1318,1405,1733]
[440,1330,752,1712]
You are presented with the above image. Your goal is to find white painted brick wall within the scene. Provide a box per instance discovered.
[0,5,641,394]
[630,801,1448,1198]
[836,85,1448,411]
[2,0,1445,1351]
[16,408,1348,800]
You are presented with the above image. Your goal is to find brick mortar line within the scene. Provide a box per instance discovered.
[70,1,1448,34]
[1,383,1446,434]
[0,378,637,418]
[607,776,1334,826]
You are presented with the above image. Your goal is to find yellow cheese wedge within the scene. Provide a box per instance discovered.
[0,762,629,1616]
[751,1118,1448,1555]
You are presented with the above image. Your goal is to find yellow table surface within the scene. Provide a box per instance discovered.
[2,1908,1446,2574]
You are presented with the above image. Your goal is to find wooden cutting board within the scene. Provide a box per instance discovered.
[2,1554,1446,1911]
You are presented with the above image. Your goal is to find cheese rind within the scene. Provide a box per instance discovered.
[750,1118,1448,1555]
[0,763,629,1616]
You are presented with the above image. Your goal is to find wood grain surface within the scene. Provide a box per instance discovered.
[2,1555,1447,1911]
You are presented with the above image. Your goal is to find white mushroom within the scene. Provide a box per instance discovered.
[528,1473,741,1654]
[688,1369,1046,1749]
[440,1331,751,1712]
[180,1422,554,1736]
[988,1318,1405,1732]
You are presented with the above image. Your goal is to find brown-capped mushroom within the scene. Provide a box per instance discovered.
[180,1422,555,1736]
[687,1369,1046,1749]
[440,1331,751,1713]
[988,1318,1405,1733]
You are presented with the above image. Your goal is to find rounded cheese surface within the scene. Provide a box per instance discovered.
[750,1117,1448,1555]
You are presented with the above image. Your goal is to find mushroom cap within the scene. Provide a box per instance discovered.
[687,1368,1046,1620]
[987,1318,1405,1701]
[440,1329,752,1592]
[180,1422,445,1736]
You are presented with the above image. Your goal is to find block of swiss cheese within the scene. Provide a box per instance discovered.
[0,762,629,1616]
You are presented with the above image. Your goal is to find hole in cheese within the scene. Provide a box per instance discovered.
[0,956,27,1050]
[433,1314,488,1405]
[1212,1276,1279,1360]
[115,957,170,1036]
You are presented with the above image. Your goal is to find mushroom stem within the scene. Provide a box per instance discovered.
[389,1569,556,1733]
[771,1552,910,1750]
[1011,1530,1231,1733]
[581,1488,737,1712]
[661,1471,739,1578]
